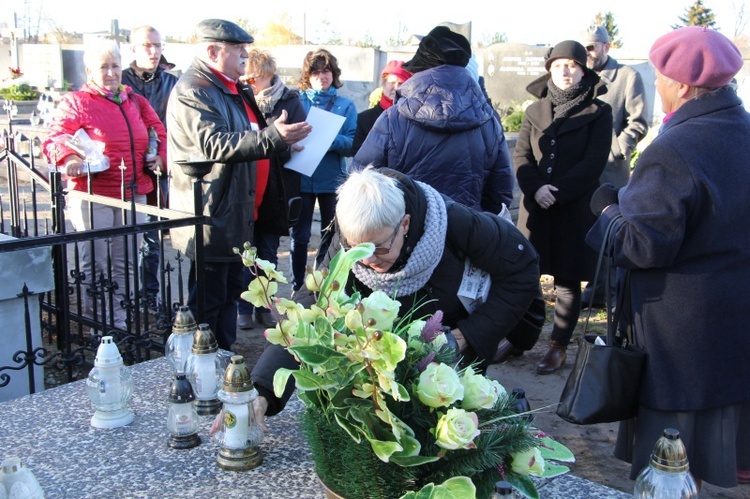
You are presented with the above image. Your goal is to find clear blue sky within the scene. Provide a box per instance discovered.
[3,0,746,55]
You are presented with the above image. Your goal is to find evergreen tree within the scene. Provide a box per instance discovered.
[673,0,717,29]
[594,11,623,48]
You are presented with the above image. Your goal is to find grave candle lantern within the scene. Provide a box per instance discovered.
[85,336,134,429]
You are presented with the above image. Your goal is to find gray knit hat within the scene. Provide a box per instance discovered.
[582,25,610,44]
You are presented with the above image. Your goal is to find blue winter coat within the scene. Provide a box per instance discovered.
[351,65,514,213]
[298,89,357,194]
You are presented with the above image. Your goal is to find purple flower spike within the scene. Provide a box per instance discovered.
[417,352,437,372]
[421,310,444,343]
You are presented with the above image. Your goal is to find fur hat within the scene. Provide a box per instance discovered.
[403,26,471,73]
[544,40,588,71]
[649,26,742,87]
[582,25,610,45]
[381,60,412,82]
[196,19,254,44]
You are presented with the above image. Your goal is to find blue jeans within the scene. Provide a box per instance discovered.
[290,193,336,290]
[238,229,281,317]
[187,260,244,351]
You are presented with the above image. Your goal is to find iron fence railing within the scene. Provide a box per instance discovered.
[0,124,207,394]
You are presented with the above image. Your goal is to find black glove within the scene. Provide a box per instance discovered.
[590,183,619,215]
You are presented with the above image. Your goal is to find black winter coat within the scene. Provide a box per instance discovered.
[351,104,385,156]
[167,58,287,262]
[252,171,540,416]
[515,74,612,280]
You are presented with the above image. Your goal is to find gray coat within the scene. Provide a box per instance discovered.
[166,58,287,262]
[594,56,649,188]
[588,87,750,411]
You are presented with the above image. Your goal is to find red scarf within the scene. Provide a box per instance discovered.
[209,67,270,221]
[379,93,394,110]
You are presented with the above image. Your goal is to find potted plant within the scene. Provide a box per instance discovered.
[238,243,574,498]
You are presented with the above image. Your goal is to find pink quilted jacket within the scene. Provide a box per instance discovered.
[43,83,167,199]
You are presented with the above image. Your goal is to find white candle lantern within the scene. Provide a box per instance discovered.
[166,373,201,449]
[165,306,198,373]
[0,456,44,498]
[85,336,134,429]
[215,355,264,471]
[184,324,222,416]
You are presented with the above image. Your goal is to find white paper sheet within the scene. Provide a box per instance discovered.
[284,106,346,177]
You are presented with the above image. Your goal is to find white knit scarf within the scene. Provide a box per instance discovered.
[352,181,447,297]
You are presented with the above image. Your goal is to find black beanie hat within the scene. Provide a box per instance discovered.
[544,40,587,71]
[403,26,472,73]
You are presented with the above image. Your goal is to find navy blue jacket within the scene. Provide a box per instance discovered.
[587,87,750,411]
[351,65,513,213]
[122,65,178,126]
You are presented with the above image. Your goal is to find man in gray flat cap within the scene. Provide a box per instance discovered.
[167,19,311,351]
[580,24,649,308]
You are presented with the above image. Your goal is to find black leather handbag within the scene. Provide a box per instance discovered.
[556,215,646,425]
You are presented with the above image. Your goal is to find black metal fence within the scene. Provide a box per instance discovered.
[0,125,206,395]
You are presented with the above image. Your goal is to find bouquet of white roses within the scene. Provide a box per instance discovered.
[237,242,573,498]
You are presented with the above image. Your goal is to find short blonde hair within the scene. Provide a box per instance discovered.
[246,48,277,78]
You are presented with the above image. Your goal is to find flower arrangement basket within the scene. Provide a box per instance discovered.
[238,242,575,498]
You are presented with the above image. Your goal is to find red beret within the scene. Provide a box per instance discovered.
[381,60,412,83]
[649,26,743,87]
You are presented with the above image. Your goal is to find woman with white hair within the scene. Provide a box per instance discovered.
[43,39,167,329]
[250,166,542,429]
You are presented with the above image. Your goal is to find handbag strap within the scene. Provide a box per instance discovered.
[583,215,632,348]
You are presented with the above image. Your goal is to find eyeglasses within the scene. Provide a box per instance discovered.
[585,44,596,52]
[342,214,405,256]
[311,69,332,76]
[140,43,163,50]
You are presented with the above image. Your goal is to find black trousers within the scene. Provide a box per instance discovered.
[188,260,244,351]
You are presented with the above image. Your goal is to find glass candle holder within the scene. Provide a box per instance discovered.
[166,373,201,449]
[165,306,198,373]
[184,324,222,416]
[85,336,134,429]
[215,355,264,471]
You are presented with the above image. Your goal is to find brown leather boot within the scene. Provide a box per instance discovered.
[536,340,567,374]
[492,339,524,364]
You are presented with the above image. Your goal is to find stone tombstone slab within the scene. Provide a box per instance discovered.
[0,233,54,401]
[20,44,64,90]
[481,43,550,114]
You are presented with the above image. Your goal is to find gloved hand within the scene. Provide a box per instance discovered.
[590,183,620,215]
